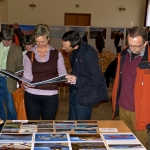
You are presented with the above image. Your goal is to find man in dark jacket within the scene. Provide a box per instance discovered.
[114,30,122,53]
[62,30,108,120]
[82,31,88,43]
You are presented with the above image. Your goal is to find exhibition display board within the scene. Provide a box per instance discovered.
[0,120,146,150]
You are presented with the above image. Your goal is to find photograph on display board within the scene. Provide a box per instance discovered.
[125,28,131,45]
[34,143,69,150]
[70,26,86,38]
[0,143,32,150]
[0,24,35,35]
[71,142,107,150]
[50,26,66,39]
[111,28,124,39]
[90,27,106,39]
[70,134,102,142]
[19,25,35,35]
[1,23,9,30]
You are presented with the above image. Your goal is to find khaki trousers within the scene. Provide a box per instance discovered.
[119,106,148,149]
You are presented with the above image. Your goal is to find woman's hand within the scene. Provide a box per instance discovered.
[22,81,35,88]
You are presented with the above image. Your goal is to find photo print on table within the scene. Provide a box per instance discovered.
[55,129,72,133]
[71,142,107,150]
[74,129,98,134]
[77,124,98,129]
[2,126,20,133]
[0,143,32,150]
[34,142,69,150]
[0,134,33,142]
[35,133,68,142]
[107,143,146,150]
[37,121,53,125]
[77,120,98,125]
[54,121,76,124]
[37,128,54,133]
[54,124,76,129]
[70,134,103,142]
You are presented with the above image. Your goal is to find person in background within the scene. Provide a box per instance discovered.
[23,24,67,120]
[82,31,88,43]
[146,26,150,45]
[104,57,118,88]
[0,27,23,123]
[62,30,107,120]
[95,31,105,53]
[114,30,122,54]
[13,23,24,51]
[22,34,34,58]
[112,26,150,149]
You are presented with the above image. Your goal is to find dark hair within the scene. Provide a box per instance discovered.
[97,31,102,36]
[146,26,150,30]
[128,26,147,42]
[1,27,14,40]
[23,34,34,45]
[33,24,50,39]
[62,30,81,48]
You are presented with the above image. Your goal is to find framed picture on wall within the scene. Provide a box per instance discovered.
[0,23,35,35]
[70,26,86,38]
[111,28,124,39]
[19,25,35,35]
[90,27,106,39]
[50,26,66,39]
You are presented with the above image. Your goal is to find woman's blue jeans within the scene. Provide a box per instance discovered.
[0,76,17,121]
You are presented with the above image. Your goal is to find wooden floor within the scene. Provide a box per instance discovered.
[56,85,115,120]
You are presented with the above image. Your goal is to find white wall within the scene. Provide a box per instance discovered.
[6,0,146,27]
[0,0,8,23]
[0,0,147,53]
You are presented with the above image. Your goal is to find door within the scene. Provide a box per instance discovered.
[65,13,91,26]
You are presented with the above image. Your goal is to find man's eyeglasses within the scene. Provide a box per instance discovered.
[128,43,144,49]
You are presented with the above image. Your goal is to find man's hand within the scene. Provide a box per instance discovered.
[66,75,77,84]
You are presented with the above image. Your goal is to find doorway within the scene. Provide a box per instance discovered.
[65,13,91,26]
